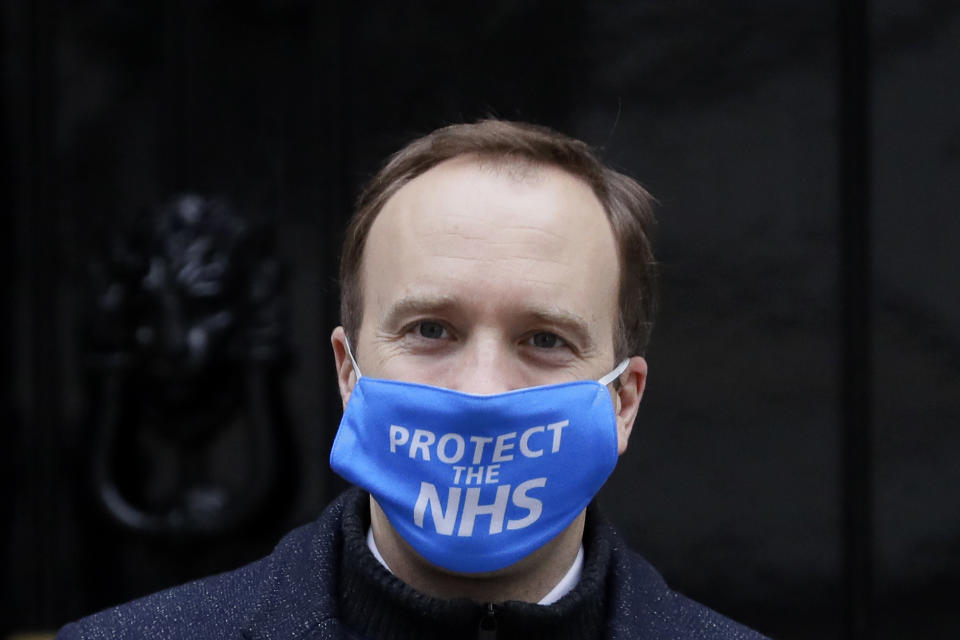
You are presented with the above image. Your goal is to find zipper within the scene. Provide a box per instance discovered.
[477,602,497,640]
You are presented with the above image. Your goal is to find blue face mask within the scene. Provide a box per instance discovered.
[330,341,628,574]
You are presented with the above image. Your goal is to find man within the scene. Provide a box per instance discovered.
[59,120,767,639]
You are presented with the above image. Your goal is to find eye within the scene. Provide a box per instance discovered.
[529,332,565,349]
[416,321,447,340]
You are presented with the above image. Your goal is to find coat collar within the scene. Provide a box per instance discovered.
[239,489,358,639]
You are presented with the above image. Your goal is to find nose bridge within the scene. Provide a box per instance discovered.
[451,331,517,395]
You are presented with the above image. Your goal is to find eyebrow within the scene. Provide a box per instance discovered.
[526,307,595,352]
[380,294,596,351]
[380,294,462,330]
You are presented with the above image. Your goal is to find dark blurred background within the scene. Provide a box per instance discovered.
[3,1,958,638]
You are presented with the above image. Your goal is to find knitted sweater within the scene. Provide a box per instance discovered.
[57,487,769,639]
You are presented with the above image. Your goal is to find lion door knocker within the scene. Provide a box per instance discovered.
[85,195,293,536]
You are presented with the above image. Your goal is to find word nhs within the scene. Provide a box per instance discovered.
[414,479,546,536]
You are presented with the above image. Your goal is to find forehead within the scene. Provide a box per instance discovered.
[360,156,620,343]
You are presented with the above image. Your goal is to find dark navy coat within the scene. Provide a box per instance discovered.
[57,489,769,640]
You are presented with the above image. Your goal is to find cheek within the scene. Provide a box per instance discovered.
[380,361,430,384]
[365,340,441,382]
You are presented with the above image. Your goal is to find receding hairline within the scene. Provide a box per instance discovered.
[339,119,658,359]
[352,151,619,359]
[465,152,557,183]
[382,151,580,194]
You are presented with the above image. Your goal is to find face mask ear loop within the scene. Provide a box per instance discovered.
[344,336,363,379]
[597,358,630,387]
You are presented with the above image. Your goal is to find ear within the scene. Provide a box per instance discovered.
[331,326,358,410]
[614,356,647,455]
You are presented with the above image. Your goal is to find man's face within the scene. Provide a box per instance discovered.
[335,155,644,453]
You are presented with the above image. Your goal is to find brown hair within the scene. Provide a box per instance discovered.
[339,120,658,359]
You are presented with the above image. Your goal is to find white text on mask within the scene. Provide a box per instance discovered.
[388,421,569,467]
